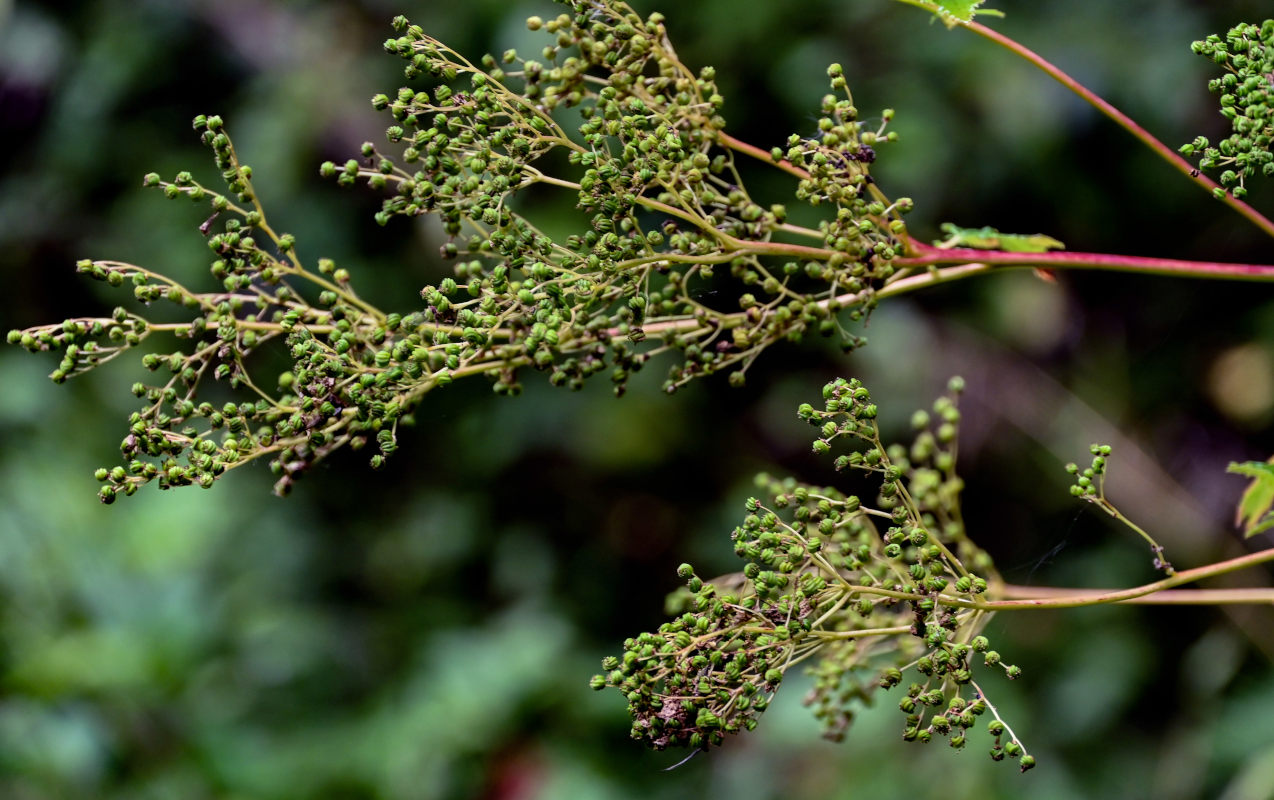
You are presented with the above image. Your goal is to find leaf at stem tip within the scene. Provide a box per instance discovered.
[924,1,1004,28]
[1227,460,1274,537]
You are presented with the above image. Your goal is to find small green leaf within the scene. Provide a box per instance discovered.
[935,0,987,22]
[1227,460,1274,537]
[894,0,1005,28]
[936,223,1064,253]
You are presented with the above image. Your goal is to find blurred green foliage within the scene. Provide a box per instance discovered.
[3,0,1274,797]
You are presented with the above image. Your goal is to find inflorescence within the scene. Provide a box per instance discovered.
[1066,444,1174,575]
[593,378,1036,772]
[9,0,1271,776]
[1181,19,1274,199]
[8,0,913,501]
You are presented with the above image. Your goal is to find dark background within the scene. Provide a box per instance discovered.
[3,1,1274,797]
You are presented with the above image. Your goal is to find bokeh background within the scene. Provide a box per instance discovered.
[4,0,1274,797]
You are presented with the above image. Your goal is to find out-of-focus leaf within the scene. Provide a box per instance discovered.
[1227,460,1274,537]
[893,0,1003,28]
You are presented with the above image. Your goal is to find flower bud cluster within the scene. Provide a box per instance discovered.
[987,718,1036,772]
[589,557,798,750]
[597,378,1029,767]
[1066,443,1174,574]
[1181,20,1274,199]
[8,294,148,385]
[10,117,439,498]
[1064,443,1111,499]
[10,0,918,499]
[353,0,911,395]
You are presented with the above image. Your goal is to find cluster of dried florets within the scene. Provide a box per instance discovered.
[9,0,912,500]
[359,1,910,393]
[595,379,1034,770]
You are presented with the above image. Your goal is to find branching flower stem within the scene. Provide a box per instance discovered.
[980,547,1274,611]
[970,678,1032,766]
[812,624,914,641]
[535,132,1274,282]
[1000,584,1274,606]
[718,130,810,181]
[716,546,1274,612]
[609,247,1274,343]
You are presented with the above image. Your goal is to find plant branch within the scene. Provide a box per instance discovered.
[976,547,1274,610]
[812,624,913,640]
[1000,584,1274,606]
[969,679,1031,763]
[955,18,1274,241]
[717,131,811,181]
[899,241,1274,280]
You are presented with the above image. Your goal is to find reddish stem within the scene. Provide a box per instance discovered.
[961,19,1274,242]
[900,241,1274,280]
[718,131,811,180]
